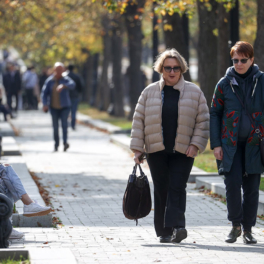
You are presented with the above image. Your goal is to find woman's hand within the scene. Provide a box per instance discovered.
[214,146,223,160]
[186,145,198,158]
[134,151,144,164]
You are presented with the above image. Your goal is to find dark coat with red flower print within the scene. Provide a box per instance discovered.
[210,65,264,174]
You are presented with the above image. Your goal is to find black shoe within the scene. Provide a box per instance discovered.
[64,143,69,152]
[159,235,172,243]
[54,146,58,152]
[171,228,187,243]
[243,232,257,244]
[225,227,241,243]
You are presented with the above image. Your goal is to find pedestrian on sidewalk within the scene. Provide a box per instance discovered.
[0,163,51,239]
[210,41,263,244]
[3,62,21,114]
[22,65,39,110]
[41,62,75,152]
[66,64,83,130]
[130,49,209,244]
[0,84,13,121]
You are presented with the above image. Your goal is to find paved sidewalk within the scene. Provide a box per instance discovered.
[8,110,264,264]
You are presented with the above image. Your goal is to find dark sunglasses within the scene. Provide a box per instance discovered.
[231,58,250,64]
[163,66,181,73]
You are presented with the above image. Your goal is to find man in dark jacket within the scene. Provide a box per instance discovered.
[3,63,21,113]
[67,64,83,130]
[41,62,75,152]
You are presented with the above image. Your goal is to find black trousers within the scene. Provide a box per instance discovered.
[147,150,194,237]
[224,142,261,232]
[7,92,18,112]
[25,89,34,109]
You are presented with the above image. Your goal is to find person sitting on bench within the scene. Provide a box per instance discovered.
[0,163,51,239]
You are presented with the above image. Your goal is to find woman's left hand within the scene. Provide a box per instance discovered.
[186,145,198,158]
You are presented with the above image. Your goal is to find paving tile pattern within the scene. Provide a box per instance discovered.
[9,111,264,264]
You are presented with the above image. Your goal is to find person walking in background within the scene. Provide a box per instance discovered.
[210,41,263,244]
[3,62,21,114]
[39,67,50,93]
[130,49,209,244]
[66,64,83,130]
[22,66,39,110]
[0,84,13,121]
[41,62,75,152]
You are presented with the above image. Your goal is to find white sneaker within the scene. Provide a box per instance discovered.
[9,228,24,239]
[23,200,51,217]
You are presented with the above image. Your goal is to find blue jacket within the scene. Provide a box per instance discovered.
[41,75,75,108]
[210,65,264,174]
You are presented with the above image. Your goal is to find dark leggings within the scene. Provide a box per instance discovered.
[224,142,261,232]
[147,150,194,237]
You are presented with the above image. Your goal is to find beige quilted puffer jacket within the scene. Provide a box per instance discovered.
[130,75,209,154]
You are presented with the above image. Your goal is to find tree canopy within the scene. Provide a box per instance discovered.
[0,0,103,66]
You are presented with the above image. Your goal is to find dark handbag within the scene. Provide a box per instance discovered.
[123,164,152,225]
[231,82,264,165]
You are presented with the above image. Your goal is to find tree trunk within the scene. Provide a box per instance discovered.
[125,0,146,120]
[254,0,264,71]
[197,0,218,108]
[217,2,230,79]
[90,53,99,106]
[229,0,239,52]
[112,16,124,117]
[152,2,160,82]
[96,14,111,111]
[163,12,191,81]
[81,51,93,103]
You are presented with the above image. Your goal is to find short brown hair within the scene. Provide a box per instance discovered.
[153,48,188,74]
[230,41,254,58]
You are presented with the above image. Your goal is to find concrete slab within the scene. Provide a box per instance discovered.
[110,134,131,152]
[0,249,77,264]
[0,249,28,260]
[12,213,53,227]
[2,136,21,156]
[29,249,77,264]
[0,122,15,137]
[77,112,121,133]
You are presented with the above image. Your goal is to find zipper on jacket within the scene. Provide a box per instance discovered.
[160,90,165,150]
[251,78,258,97]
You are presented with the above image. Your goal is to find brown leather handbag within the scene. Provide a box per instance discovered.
[123,164,152,225]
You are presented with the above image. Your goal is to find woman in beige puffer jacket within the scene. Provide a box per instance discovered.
[130,49,209,244]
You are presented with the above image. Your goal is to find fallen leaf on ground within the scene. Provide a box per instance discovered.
[55,185,61,187]
[43,242,49,244]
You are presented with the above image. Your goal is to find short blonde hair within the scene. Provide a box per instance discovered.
[153,48,188,74]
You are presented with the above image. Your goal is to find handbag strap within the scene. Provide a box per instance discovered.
[132,164,145,176]
[231,81,262,138]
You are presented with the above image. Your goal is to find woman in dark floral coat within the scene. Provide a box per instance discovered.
[210,41,264,245]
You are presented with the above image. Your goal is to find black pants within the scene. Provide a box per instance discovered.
[7,92,18,112]
[147,150,194,237]
[25,89,34,109]
[224,142,261,232]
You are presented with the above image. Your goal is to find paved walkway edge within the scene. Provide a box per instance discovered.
[196,176,264,215]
